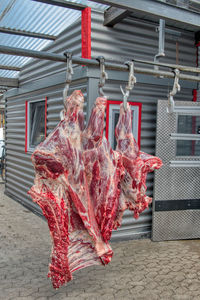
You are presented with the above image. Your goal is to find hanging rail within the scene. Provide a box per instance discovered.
[0,45,200,82]
[0,64,21,71]
[132,58,200,74]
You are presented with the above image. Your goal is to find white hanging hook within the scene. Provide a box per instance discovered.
[167,68,181,113]
[120,61,136,110]
[96,56,108,97]
[63,52,74,112]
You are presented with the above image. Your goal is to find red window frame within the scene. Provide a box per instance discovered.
[25,96,48,153]
[106,100,142,149]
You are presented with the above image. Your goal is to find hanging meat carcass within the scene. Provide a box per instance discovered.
[28,91,113,289]
[82,96,124,242]
[28,90,162,289]
[115,102,163,223]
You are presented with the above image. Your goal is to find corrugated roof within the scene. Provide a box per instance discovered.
[0,0,108,80]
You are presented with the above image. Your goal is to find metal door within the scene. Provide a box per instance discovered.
[152,100,200,241]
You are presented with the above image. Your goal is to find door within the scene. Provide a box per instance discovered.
[152,100,200,241]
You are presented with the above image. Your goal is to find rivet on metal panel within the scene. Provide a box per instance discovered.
[167,68,181,113]
[96,56,108,98]
[120,61,136,110]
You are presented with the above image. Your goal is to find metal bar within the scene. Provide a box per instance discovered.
[154,19,165,71]
[133,59,200,73]
[0,64,21,71]
[0,45,200,82]
[0,0,16,23]
[32,0,86,10]
[158,19,165,57]
[0,77,18,87]
[170,161,200,167]
[155,199,200,211]
[170,133,200,140]
[173,106,200,114]
[90,0,200,31]
[0,27,56,40]
[104,7,131,26]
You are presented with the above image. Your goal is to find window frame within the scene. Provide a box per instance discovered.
[170,112,200,158]
[105,100,142,149]
[25,97,47,153]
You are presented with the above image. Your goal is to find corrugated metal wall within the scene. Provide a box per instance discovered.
[5,79,87,214]
[90,11,196,240]
[91,11,196,66]
[19,17,82,85]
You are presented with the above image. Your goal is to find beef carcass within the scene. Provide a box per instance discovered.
[115,103,162,223]
[82,97,124,242]
[28,90,162,288]
[28,91,113,289]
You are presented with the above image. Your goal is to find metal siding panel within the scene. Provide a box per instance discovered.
[6,182,32,199]
[7,160,34,176]
[91,11,196,67]
[19,19,82,84]
[5,93,33,208]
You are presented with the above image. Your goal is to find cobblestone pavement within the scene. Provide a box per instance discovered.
[1,184,200,300]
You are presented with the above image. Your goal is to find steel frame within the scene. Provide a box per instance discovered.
[0,64,21,71]
[32,0,86,10]
[90,0,200,31]
[0,27,56,40]
[103,7,131,26]
[0,44,199,83]
[0,76,18,87]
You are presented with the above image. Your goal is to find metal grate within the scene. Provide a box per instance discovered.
[152,100,200,241]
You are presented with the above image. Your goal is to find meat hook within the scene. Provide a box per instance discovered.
[63,51,74,111]
[96,56,108,98]
[120,61,136,110]
[167,68,180,113]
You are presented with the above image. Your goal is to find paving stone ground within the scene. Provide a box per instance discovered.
[0,184,200,300]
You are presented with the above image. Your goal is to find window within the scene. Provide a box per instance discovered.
[26,98,47,152]
[170,113,200,157]
[176,140,200,156]
[177,115,200,134]
[106,100,142,149]
[176,115,200,156]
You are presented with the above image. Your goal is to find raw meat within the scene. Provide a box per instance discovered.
[29,90,162,289]
[115,103,162,222]
[82,97,124,242]
[28,91,112,289]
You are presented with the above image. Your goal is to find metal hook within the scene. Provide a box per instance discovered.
[63,51,73,111]
[96,56,108,97]
[120,61,136,110]
[167,68,180,113]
